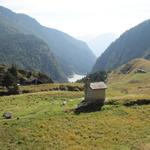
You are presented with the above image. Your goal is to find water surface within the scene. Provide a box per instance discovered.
[68,74,85,82]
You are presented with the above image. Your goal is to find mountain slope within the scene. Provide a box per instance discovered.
[0,33,66,81]
[0,6,96,76]
[0,12,67,81]
[93,20,150,72]
[118,58,150,74]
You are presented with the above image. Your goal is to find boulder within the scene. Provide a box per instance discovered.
[3,112,12,119]
[59,85,68,91]
[135,69,146,73]
[73,87,80,91]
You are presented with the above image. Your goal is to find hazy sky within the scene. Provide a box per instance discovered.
[0,0,150,37]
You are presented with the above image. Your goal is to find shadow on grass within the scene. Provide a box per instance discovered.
[0,91,10,96]
[123,99,150,107]
[74,100,104,114]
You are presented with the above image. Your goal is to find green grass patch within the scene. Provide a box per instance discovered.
[0,90,150,150]
[0,71,150,149]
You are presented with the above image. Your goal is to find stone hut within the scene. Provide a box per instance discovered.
[74,79,107,113]
[85,79,107,102]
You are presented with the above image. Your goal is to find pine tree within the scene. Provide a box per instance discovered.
[2,65,20,94]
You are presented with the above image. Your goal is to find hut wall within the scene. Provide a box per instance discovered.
[85,88,106,101]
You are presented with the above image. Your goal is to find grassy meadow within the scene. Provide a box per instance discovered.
[0,71,150,150]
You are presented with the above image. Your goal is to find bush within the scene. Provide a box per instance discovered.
[2,72,16,89]
[2,65,20,95]
[8,84,20,95]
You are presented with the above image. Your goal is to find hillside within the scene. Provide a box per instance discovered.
[0,57,150,149]
[0,6,96,76]
[0,32,66,82]
[106,59,150,99]
[118,58,150,74]
[0,64,53,85]
[0,69,150,149]
[93,20,150,72]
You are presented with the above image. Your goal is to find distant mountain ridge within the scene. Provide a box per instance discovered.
[87,33,117,57]
[93,20,150,72]
[0,6,96,77]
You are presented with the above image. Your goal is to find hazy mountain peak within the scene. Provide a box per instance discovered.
[79,33,117,57]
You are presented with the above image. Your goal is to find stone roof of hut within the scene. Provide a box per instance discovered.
[90,82,107,90]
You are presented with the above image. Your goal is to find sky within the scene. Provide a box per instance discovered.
[0,0,150,38]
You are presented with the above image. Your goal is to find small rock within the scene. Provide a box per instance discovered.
[3,112,12,119]
[62,101,67,105]
[74,88,80,91]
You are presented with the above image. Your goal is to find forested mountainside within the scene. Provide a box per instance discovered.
[0,6,96,76]
[0,29,66,81]
[93,20,150,72]
[0,6,67,81]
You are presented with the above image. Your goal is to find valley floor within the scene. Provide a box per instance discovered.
[0,72,150,150]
